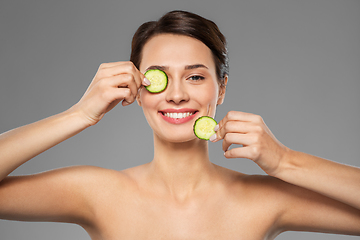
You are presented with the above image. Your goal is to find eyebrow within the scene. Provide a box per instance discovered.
[145,65,168,72]
[145,64,208,72]
[185,64,208,70]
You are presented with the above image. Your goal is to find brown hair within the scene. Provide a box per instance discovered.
[130,10,229,86]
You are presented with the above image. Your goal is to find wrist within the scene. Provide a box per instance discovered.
[273,147,297,179]
[65,104,98,128]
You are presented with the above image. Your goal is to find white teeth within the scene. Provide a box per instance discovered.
[164,112,193,119]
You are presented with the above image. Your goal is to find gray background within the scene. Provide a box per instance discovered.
[0,0,359,239]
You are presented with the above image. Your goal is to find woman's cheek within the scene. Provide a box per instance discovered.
[139,89,160,126]
[196,84,218,117]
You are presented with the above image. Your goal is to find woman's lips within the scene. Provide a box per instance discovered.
[159,109,199,124]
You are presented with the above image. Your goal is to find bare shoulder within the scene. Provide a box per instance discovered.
[211,165,297,238]
[214,164,292,192]
[214,165,360,235]
[76,164,151,199]
[66,165,141,190]
[36,165,139,200]
[47,165,128,184]
[213,164,293,209]
[0,165,126,191]
[0,165,135,225]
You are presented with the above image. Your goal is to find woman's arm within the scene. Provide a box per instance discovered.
[0,61,147,182]
[0,61,148,222]
[0,108,88,181]
[212,111,360,234]
[277,150,360,211]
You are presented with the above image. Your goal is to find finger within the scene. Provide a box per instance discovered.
[102,87,132,104]
[215,121,248,141]
[121,87,136,105]
[99,61,127,69]
[217,110,262,128]
[106,73,139,98]
[219,111,258,126]
[118,74,139,98]
[222,132,255,152]
[106,98,123,112]
[128,66,148,89]
[224,146,255,159]
[99,61,135,72]
[129,66,145,89]
[110,87,135,107]
[98,87,134,112]
[214,111,264,141]
[142,76,151,86]
[122,100,131,106]
[212,120,259,143]
[98,62,141,83]
[94,62,149,96]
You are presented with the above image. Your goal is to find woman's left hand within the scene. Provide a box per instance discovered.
[211,111,290,176]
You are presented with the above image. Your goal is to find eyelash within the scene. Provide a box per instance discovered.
[188,75,205,81]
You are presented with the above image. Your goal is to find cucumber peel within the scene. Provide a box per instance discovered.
[193,116,217,140]
[144,69,168,93]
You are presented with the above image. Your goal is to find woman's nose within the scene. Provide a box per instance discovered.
[165,79,190,104]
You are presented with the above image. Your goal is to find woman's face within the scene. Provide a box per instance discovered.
[138,34,226,143]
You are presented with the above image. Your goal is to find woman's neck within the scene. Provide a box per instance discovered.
[147,134,217,201]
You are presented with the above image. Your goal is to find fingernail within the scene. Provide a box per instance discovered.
[214,124,219,132]
[209,134,217,142]
[143,77,151,86]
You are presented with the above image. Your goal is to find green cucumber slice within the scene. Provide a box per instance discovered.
[144,69,168,93]
[193,116,217,140]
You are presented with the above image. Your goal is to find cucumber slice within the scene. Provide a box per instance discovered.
[144,69,168,93]
[193,116,217,140]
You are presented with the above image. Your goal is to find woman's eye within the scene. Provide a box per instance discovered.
[188,75,205,81]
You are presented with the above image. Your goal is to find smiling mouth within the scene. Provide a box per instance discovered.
[163,112,193,119]
[159,110,199,119]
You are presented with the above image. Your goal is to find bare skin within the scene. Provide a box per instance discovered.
[0,34,360,240]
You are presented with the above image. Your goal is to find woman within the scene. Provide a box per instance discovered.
[0,10,359,240]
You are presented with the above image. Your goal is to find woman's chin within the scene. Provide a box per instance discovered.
[155,132,199,144]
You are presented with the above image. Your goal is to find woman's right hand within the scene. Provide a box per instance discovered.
[73,61,150,126]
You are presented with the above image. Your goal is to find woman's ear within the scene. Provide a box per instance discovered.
[217,75,228,106]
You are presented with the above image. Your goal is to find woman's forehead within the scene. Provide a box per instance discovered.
[140,34,215,72]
